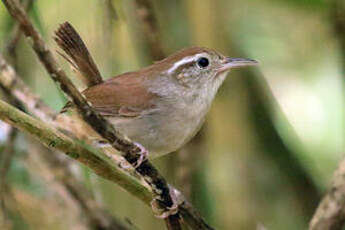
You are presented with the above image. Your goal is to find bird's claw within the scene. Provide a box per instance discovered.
[150,185,181,219]
[133,142,149,168]
[150,197,179,219]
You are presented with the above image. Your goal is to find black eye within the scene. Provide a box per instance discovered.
[197,57,209,68]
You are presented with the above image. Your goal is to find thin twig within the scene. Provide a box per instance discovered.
[1,0,177,226]
[5,0,34,67]
[309,158,345,230]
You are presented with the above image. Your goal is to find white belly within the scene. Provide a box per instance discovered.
[109,100,209,158]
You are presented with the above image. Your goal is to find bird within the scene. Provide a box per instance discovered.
[54,22,258,161]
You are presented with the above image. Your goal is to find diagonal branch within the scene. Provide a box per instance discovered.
[4,0,34,67]
[0,99,152,204]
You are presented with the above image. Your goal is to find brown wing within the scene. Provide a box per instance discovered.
[82,72,156,117]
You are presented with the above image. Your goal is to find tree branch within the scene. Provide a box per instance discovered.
[0,99,152,202]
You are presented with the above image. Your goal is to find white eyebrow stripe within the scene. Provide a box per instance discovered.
[167,53,206,74]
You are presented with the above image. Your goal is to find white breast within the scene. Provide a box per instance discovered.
[115,72,228,158]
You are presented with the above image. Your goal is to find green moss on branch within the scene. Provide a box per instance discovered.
[0,99,152,204]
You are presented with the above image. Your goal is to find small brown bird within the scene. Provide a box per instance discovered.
[55,22,258,160]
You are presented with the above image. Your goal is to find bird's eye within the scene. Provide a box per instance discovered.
[197,57,209,68]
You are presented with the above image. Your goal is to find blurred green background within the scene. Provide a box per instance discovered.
[0,0,344,229]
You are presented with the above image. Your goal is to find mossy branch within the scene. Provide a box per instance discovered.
[0,99,152,204]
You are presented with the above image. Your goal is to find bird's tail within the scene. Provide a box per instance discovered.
[54,22,103,87]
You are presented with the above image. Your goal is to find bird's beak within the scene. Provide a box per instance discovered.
[217,58,259,74]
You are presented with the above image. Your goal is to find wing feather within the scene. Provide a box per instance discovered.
[82,71,156,117]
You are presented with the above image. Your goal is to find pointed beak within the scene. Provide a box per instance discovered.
[217,57,259,74]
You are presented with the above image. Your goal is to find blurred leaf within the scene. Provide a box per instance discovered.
[268,0,328,9]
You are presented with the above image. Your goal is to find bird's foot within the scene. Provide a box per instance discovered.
[151,197,179,219]
[133,142,149,168]
[151,185,181,219]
